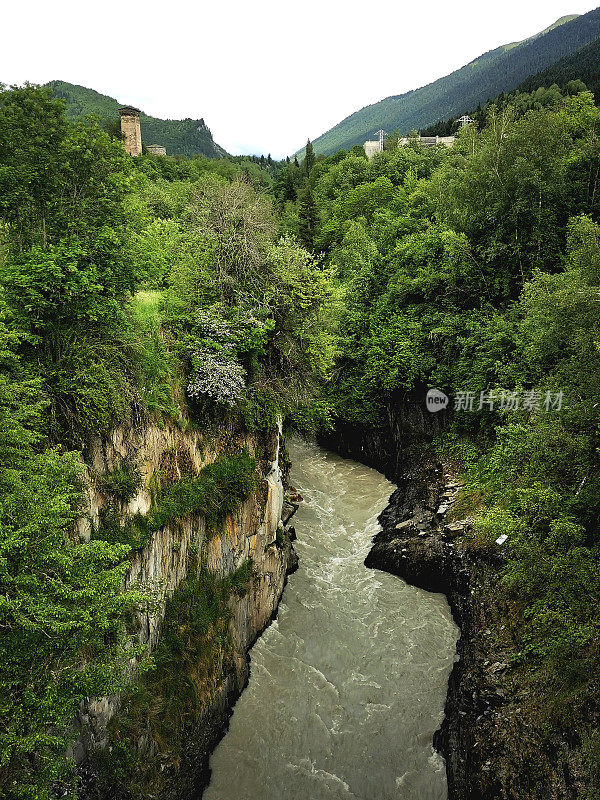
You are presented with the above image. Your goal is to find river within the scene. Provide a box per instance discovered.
[204,437,458,800]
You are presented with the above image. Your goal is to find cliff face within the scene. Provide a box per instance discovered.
[74,419,295,798]
[326,395,587,800]
[365,461,587,800]
[319,386,445,482]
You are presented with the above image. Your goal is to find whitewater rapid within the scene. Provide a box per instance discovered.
[204,437,458,800]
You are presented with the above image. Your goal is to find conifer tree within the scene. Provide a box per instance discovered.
[298,184,318,250]
[304,139,316,176]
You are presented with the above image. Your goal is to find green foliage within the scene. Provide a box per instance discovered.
[149,451,258,532]
[0,85,132,254]
[0,81,337,800]
[519,34,600,101]
[93,452,258,550]
[99,461,143,503]
[96,562,254,795]
[0,85,138,442]
[129,290,181,422]
[0,350,146,799]
[300,84,600,774]
[153,174,337,431]
[44,327,135,441]
[303,139,316,176]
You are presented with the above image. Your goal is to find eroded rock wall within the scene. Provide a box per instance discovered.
[75,419,294,797]
[364,460,589,799]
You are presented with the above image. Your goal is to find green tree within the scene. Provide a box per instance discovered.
[0,85,141,440]
[297,184,318,250]
[304,139,315,177]
[0,317,145,799]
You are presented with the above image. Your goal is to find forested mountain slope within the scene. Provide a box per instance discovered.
[304,7,600,155]
[46,80,227,158]
[519,33,600,98]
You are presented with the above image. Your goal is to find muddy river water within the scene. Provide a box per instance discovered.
[204,437,458,800]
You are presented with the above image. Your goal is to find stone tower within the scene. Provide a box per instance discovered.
[118,106,142,156]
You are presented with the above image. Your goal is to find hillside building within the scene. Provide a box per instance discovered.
[146,144,167,156]
[363,134,455,160]
[363,139,383,159]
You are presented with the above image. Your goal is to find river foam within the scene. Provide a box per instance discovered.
[204,438,458,800]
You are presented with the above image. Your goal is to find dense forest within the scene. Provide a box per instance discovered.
[3,77,600,798]
[519,34,600,100]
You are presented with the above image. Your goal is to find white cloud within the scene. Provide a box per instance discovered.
[1,0,595,158]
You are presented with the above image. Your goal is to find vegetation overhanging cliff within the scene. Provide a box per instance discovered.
[0,84,331,800]
[4,65,600,799]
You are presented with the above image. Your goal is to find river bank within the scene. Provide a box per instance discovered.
[364,456,590,799]
[320,389,594,799]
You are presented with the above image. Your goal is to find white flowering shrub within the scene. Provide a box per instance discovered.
[193,305,272,356]
[187,349,246,406]
[194,309,232,343]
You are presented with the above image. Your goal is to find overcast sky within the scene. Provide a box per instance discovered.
[2,0,598,158]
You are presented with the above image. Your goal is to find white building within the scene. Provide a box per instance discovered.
[364,134,456,160]
[363,140,382,159]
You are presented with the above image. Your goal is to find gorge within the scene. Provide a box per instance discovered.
[3,70,600,800]
[205,437,458,800]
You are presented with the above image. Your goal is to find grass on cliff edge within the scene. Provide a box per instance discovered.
[92,451,259,550]
[129,289,183,424]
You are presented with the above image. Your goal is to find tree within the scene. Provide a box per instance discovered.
[304,139,315,177]
[0,85,136,441]
[0,84,131,254]
[0,314,145,799]
[184,178,276,295]
[297,184,318,250]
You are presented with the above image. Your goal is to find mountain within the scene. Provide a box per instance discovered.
[304,8,600,156]
[46,80,227,159]
[518,33,600,98]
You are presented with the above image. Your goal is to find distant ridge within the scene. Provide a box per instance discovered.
[303,8,600,156]
[46,80,227,159]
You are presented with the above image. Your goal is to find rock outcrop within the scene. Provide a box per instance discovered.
[365,458,587,800]
[75,418,297,798]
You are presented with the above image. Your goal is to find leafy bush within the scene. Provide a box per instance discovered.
[99,461,143,503]
[149,451,258,532]
[93,452,258,550]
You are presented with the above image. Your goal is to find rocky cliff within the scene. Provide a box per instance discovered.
[74,418,296,798]
[319,386,446,482]
[365,459,588,799]
[325,391,588,799]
